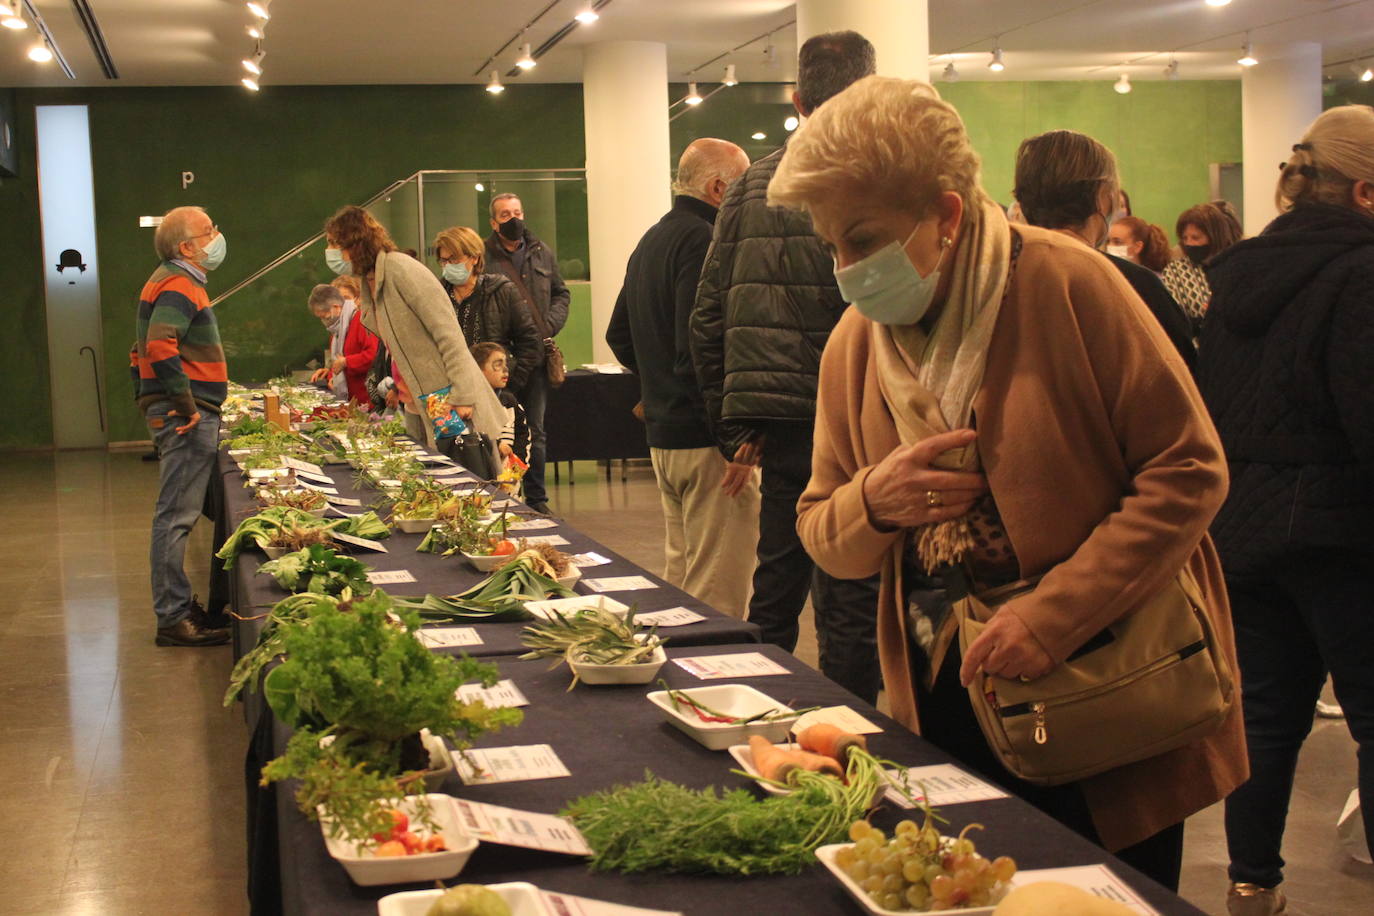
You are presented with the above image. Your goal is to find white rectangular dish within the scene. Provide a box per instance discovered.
[571,644,667,686]
[523,595,630,621]
[322,794,478,887]
[815,844,999,916]
[394,518,436,535]
[646,684,797,750]
[376,883,543,916]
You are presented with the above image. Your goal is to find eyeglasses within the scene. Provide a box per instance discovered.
[437,253,468,266]
[188,224,219,240]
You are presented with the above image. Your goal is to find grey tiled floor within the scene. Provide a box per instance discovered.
[0,451,1367,915]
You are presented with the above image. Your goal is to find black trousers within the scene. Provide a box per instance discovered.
[747,422,882,704]
[917,643,1186,892]
[1224,556,1374,888]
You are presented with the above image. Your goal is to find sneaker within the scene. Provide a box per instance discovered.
[1227,883,1287,916]
[155,617,231,647]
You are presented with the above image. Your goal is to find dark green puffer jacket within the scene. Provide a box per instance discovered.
[689,145,848,458]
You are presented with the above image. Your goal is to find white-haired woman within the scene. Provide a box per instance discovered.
[1198,105,1374,916]
[770,76,1247,891]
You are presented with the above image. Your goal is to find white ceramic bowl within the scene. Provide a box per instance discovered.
[322,793,478,888]
[394,518,436,534]
[646,684,798,751]
[376,882,544,916]
[262,544,290,560]
[814,844,1005,915]
[462,551,508,572]
[570,643,667,686]
[555,566,582,590]
[523,595,630,621]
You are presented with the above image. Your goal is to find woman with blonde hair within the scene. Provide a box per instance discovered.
[322,206,501,460]
[770,76,1245,890]
[1198,104,1374,916]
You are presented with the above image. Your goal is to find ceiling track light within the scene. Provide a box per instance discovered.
[751,131,766,140]
[1205,0,1232,7]
[723,63,737,87]
[574,5,598,24]
[942,61,960,83]
[247,23,264,39]
[515,42,536,70]
[684,81,703,105]
[784,115,799,132]
[1164,58,1180,81]
[485,69,505,94]
[241,75,260,92]
[1238,36,1258,68]
[28,41,52,63]
[1,1,26,30]
[1361,65,1373,83]
[242,45,266,75]
[1114,74,1132,94]
[246,0,271,21]
[988,46,1005,73]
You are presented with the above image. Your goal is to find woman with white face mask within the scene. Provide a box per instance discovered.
[1108,216,1171,275]
[1012,130,1194,372]
[306,283,378,405]
[769,76,1244,893]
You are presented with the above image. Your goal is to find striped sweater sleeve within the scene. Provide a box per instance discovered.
[145,287,201,416]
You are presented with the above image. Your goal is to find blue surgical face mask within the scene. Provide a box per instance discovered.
[325,247,352,277]
[833,224,949,326]
[199,232,227,271]
[442,261,471,286]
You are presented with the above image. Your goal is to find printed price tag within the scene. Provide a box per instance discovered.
[416,627,483,649]
[793,706,883,736]
[539,892,682,916]
[451,800,591,856]
[331,532,387,552]
[456,744,571,785]
[570,552,614,568]
[282,457,325,476]
[1010,865,1158,914]
[632,607,706,627]
[884,763,1010,808]
[456,679,529,708]
[673,653,790,679]
[324,494,363,506]
[584,576,658,592]
[509,517,559,531]
[365,569,416,584]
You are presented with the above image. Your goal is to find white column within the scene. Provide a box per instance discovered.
[582,41,671,363]
[795,0,929,80]
[1241,42,1322,236]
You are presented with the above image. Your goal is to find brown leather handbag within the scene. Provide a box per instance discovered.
[497,263,566,388]
[950,565,1234,786]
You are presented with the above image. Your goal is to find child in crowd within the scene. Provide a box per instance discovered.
[471,342,529,465]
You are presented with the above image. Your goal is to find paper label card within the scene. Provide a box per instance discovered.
[331,532,387,552]
[793,706,883,736]
[292,469,335,485]
[520,534,569,546]
[415,453,456,465]
[282,457,325,476]
[324,494,363,506]
[884,763,1010,808]
[539,892,683,916]
[457,679,529,708]
[1011,865,1158,914]
[247,468,290,479]
[451,800,591,856]
[416,627,483,649]
[456,744,571,785]
[673,653,790,679]
[632,607,707,627]
[584,576,658,593]
[570,552,614,568]
[510,517,559,531]
[425,466,474,478]
[366,569,416,584]
[227,448,256,457]
[294,478,339,495]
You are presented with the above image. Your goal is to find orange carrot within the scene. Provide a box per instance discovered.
[748,735,799,783]
[797,723,868,766]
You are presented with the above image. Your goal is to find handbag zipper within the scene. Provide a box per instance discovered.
[995,638,1209,743]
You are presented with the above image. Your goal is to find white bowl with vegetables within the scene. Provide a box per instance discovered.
[520,604,665,688]
[321,793,477,887]
[570,640,667,686]
[377,882,543,916]
[395,518,437,535]
[647,684,799,750]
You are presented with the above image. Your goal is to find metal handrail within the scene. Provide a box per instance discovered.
[210,167,587,307]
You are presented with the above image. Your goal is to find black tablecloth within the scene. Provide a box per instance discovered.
[545,370,648,463]
[262,643,1205,916]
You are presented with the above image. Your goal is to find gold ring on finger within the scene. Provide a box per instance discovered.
[926,490,943,508]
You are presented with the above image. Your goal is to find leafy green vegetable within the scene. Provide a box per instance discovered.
[216,507,390,568]
[392,555,571,622]
[258,545,373,597]
[224,592,341,706]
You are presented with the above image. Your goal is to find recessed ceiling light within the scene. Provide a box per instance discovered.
[28,43,52,63]
[784,115,799,131]
[751,131,766,140]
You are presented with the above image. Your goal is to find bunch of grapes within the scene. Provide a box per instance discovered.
[834,818,1017,911]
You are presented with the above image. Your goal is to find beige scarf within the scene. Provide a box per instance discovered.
[871,199,1013,571]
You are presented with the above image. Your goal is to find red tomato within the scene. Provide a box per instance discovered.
[490,540,516,556]
[374,840,407,857]
[398,831,423,854]
[372,808,409,843]
[424,835,448,853]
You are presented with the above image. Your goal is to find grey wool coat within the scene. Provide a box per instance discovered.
[359,249,504,458]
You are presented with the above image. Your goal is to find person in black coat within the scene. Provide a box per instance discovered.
[1197,105,1374,916]
[433,226,543,394]
[606,138,760,619]
[1012,129,1197,373]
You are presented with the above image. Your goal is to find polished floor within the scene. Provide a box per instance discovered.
[0,451,1366,915]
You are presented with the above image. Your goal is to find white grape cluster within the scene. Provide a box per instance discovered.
[835,819,1017,911]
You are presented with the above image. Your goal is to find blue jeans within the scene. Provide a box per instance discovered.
[519,371,549,504]
[146,401,221,628]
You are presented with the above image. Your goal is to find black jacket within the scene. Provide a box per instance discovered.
[442,273,543,392]
[690,145,847,457]
[1198,202,1374,576]
[605,195,717,450]
[484,229,571,364]
[1105,254,1197,374]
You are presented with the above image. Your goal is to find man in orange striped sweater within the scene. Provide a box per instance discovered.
[132,206,231,647]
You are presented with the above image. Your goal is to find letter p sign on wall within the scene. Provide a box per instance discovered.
[181,170,195,189]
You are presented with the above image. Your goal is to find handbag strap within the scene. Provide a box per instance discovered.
[493,253,554,341]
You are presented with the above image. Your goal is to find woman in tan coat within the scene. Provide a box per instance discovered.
[769,77,1247,892]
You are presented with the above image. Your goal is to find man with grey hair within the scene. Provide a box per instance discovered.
[605,138,758,617]
[484,192,570,514]
[689,30,883,700]
[131,205,230,647]
[306,282,377,403]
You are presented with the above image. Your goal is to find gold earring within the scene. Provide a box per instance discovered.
[940,236,953,248]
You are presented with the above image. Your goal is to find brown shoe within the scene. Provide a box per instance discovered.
[155,617,230,647]
[1228,883,1287,916]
